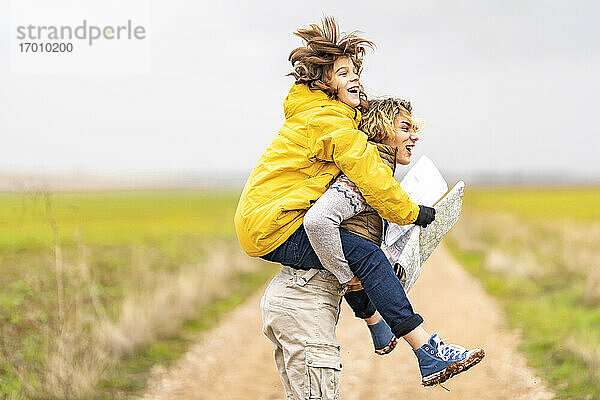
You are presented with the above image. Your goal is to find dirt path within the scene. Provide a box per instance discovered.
[143,245,554,400]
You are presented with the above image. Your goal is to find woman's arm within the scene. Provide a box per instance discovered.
[303,174,368,284]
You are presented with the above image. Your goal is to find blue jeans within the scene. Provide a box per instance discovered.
[344,289,377,319]
[262,225,423,337]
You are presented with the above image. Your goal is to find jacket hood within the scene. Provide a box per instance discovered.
[283,83,361,122]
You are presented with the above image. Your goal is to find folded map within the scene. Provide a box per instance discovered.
[382,156,465,292]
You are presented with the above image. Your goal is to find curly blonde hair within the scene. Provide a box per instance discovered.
[287,17,374,108]
[359,98,416,143]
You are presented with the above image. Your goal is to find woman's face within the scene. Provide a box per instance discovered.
[382,112,419,165]
[328,56,361,108]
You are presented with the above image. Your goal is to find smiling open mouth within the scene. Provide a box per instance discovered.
[406,145,414,154]
[348,87,359,94]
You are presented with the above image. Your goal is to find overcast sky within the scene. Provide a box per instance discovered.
[1,0,599,182]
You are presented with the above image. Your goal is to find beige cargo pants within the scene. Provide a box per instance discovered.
[261,266,344,400]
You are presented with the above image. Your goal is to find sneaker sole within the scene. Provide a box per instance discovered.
[422,348,485,386]
[375,336,398,355]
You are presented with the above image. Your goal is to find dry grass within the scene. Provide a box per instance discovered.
[97,241,257,357]
[4,238,261,400]
[450,206,600,395]
[0,189,251,399]
[452,208,600,295]
[41,318,113,399]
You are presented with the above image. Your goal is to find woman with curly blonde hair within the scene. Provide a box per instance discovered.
[304,97,421,354]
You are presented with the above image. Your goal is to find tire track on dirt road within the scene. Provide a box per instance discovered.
[143,245,554,400]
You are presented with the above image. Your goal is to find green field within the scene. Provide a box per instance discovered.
[0,189,275,399]
[449,186,600,399]
[463,186,600,222]
[3,186,599,399]
[0,190,239,251]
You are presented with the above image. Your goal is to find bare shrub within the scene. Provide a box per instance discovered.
[25,194,113,399]
[20,236,115,399]
[40,319,113,399]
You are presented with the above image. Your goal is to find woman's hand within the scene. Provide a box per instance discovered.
[414,205,435,228]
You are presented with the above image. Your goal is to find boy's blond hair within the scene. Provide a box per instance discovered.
[360,98,417,143]
[288,17,374,108]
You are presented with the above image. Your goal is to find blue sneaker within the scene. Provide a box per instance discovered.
[414,334,485,386]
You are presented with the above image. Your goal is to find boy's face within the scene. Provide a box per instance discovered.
[329,56,361,108]
[383,111,420,165]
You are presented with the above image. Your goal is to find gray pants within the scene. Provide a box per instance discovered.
[261,266,344,400]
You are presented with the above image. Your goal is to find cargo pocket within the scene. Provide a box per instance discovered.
[304,342,342,400]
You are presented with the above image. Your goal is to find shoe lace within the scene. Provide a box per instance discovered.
[438,343,467,361]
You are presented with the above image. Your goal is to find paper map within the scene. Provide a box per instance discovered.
[382,156,465,292]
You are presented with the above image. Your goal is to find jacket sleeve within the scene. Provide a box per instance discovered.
[303,174,368,284]
[308,109,420,226]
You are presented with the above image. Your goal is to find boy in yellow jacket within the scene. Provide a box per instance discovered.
[236,18,484,392]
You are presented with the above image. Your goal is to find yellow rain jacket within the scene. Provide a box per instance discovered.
[234,83,420,257]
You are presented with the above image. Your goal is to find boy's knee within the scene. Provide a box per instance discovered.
[344,290,376,319]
